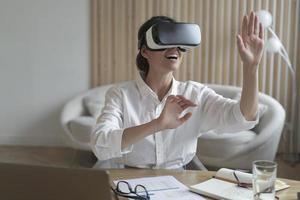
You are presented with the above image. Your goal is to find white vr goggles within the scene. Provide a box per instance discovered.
[139,22,201,52]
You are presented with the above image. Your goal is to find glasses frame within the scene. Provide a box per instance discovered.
[111,180,150,200]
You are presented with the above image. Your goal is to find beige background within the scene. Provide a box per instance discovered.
[92,0,300,153]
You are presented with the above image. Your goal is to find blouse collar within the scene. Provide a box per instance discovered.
[136,74,179,102]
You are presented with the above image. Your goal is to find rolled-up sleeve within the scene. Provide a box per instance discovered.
[197,86,258,133]
[91,87,133,161]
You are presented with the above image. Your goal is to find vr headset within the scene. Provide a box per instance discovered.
[139,22,201,52]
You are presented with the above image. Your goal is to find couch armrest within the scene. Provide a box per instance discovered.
[67,116,96,150]
[60,93,89,147]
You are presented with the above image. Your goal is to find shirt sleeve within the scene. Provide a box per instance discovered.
[90,86,133,161]
[196,86,259,133]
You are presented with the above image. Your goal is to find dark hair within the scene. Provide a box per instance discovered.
[136,16,176,77]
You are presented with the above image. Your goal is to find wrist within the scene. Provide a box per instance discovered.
[243,64,259,76]
[153,117,164,132]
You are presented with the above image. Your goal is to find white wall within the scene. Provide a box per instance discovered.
[0,0,90,146]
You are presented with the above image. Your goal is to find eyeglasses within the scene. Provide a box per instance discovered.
[111,181,150,200]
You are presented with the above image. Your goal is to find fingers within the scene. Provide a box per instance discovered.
[236,34,245,53]
[182,104,194,110]
[179,112,192,123]
[242,15,248,39]
[244,11,260,36]
[167,95,176,102]
[248,11,255,35]
[166,95,196,111]
[176,95,197,110]
[176,95,197,106]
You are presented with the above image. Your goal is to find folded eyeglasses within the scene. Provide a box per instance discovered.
[111,180,150,200]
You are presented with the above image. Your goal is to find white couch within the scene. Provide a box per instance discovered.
[60,83,285,170]
[196,85,285,170]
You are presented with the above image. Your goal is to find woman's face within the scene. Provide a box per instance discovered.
[141,47,184,74]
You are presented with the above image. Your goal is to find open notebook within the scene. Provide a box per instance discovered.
[189,168,290,200]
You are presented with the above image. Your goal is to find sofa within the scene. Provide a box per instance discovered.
[196,85,285,170]
[60,83,285,170]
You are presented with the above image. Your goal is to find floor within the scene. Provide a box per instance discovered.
[0,146,299,181]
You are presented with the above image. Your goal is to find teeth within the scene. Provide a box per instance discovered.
[166,55,178,59]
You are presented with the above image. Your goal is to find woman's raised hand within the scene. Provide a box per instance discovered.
[237,11,264,69]
[156,95,197,130]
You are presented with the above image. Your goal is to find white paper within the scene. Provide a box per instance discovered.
[215,168,290,191]
[190,178,253,200]
[189,168,290,200]
[215,168,252,184]
[114,175,205,200]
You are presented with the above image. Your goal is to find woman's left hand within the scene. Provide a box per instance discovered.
[237,11,264,69]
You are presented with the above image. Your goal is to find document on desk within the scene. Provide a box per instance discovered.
[114,175,205,200]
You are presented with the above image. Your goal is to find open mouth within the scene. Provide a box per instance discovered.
[165,55,178,60]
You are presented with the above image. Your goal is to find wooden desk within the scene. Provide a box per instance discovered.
[108,169,300,200]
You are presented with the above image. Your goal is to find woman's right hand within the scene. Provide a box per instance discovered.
[121,95,196,149]
[156,95,197,130]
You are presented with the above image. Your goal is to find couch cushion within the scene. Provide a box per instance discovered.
[68,116,96,144]
[197,130,256,158]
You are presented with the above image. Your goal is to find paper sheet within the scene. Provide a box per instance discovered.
[215,168,290,191]
[190,178,253,200]
[114,175,205,200]
[215,168,252,184]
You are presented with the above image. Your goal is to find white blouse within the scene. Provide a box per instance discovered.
[91,75,258,169]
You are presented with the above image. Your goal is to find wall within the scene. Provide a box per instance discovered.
[0,0,90,146]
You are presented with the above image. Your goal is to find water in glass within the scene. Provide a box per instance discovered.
[253,160,277,200]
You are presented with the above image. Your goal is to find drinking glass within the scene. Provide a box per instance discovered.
[253,160,277,200]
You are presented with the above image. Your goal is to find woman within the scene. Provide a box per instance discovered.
[91,12,264,169]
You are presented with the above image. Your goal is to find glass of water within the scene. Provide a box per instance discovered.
[253,160,277,200]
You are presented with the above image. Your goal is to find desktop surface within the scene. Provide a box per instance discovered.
[108,168,300,200]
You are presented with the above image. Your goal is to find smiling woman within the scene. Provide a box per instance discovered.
[89,10,266,169]
[92,0,300,163]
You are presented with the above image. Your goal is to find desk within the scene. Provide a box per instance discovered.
[108,169,300,200]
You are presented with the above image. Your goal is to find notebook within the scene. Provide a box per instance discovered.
[189,168,290,200]
[0,162,112,200]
